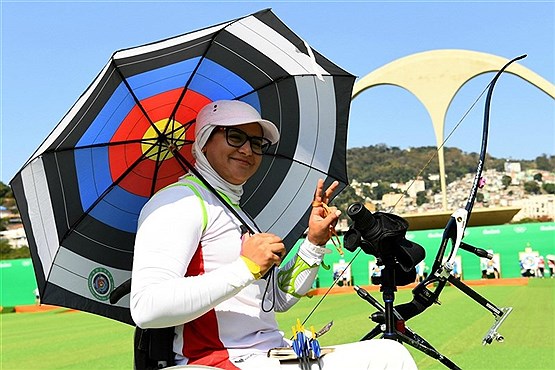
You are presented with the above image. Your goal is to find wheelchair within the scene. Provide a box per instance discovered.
[133,326,218,369]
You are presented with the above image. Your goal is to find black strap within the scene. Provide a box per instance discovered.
[134,327,175,370]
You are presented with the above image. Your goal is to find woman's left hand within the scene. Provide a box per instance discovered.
[307,179,341,246]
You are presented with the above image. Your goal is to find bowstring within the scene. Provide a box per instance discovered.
[301,249,361,327]
[388,81,491,212]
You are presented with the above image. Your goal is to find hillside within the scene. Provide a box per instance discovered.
[346,144,552,184]
[331,144,554,214]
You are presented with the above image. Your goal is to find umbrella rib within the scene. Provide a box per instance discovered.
[167,25,227,125]
[46,139,153,152]
[38,138,193,157]
[112,55,201,155]
[236,74,356,101]
[214,41,289,100]
[265,153,337,178]
[58,143,168,245]
[165,13,267,125]
[234,76,289,101]
[148,140,176,197]
[165,10,273,124]
[49,136,192,151]
[111,58,164,138]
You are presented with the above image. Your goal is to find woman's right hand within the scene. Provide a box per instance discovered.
[240,233,285,276]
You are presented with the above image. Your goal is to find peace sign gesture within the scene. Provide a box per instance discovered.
[307,179,341,246]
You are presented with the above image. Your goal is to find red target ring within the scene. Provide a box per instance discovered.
[109,89,211,197]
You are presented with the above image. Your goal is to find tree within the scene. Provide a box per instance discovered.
[373,181,393,201]
[535,155,552,171]
[501,175,512,189]
[0,238,11,256]
[1,181,16,211]
[542,183,555,194]
[523,181,540,194]
[0,182,12,198]
[0,240,31,259]
[533,173,543,182]
[416,191,428,206]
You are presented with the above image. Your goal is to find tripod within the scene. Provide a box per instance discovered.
[371,250,400,340]
[352,240,461,369]
[354,281,461,370]
[342,203,466,368]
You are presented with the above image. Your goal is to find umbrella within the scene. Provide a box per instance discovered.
[10,9,355,324]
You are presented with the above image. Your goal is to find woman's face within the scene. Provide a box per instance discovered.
[203,122,264,185]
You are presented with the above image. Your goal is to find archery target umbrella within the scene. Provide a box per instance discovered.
[10,9,355,324]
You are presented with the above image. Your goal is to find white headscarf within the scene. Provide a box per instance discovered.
[186,124,243,205]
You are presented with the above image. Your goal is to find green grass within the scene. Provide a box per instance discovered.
[1,308,134,369]
[1,279,553,369]
[276,279,555,370]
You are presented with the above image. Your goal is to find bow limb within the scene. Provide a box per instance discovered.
[385,58,527,349]
[441,54,527,267]
[435,55,528,270]
[465,54,527,217]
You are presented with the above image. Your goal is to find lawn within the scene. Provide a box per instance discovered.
[276,279,555,369]
[1,279,553,369]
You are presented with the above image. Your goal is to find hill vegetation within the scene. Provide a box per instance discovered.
[346,144,553,183]
[331,144,554,211]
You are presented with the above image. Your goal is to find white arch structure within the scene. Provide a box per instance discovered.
[351,49,555,209]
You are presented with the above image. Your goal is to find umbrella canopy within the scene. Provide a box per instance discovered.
[10,9,355,324]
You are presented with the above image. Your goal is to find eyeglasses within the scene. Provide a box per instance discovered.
[217,127,272,155]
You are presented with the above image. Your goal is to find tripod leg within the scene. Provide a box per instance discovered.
[360,324,384,341]
[396,331,461,370]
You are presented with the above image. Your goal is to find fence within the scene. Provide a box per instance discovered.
[304,222,555,288]
[1,222,553,306]
[0,258,37,307]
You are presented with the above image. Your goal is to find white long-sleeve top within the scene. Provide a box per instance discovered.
[130,176,329,368]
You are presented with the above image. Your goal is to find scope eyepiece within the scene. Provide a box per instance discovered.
[347,202,379,235]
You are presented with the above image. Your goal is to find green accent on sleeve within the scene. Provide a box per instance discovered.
[277,256,315,299]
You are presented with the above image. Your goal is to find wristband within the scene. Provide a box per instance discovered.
[240,256,262,279]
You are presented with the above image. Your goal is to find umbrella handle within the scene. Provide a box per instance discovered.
[109,278,132,304]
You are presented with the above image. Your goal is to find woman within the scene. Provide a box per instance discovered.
[131,100,417,369]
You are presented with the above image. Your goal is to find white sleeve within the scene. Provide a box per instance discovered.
[130,187,253,328]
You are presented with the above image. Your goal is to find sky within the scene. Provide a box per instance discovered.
[1,0,554,184]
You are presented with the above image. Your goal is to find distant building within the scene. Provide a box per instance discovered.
[400,179,425,198]
[382,192,407,212]
[0,206,7,218]
[513,194,555,221]
[0,227,28,248]
[504,162,522,185]
[504,162,521,173]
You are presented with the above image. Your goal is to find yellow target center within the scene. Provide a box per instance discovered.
[141,119,186,160]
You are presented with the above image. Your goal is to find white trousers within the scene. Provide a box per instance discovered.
[171,339,417,370]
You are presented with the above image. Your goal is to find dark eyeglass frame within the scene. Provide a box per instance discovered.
[216,126,272,155]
